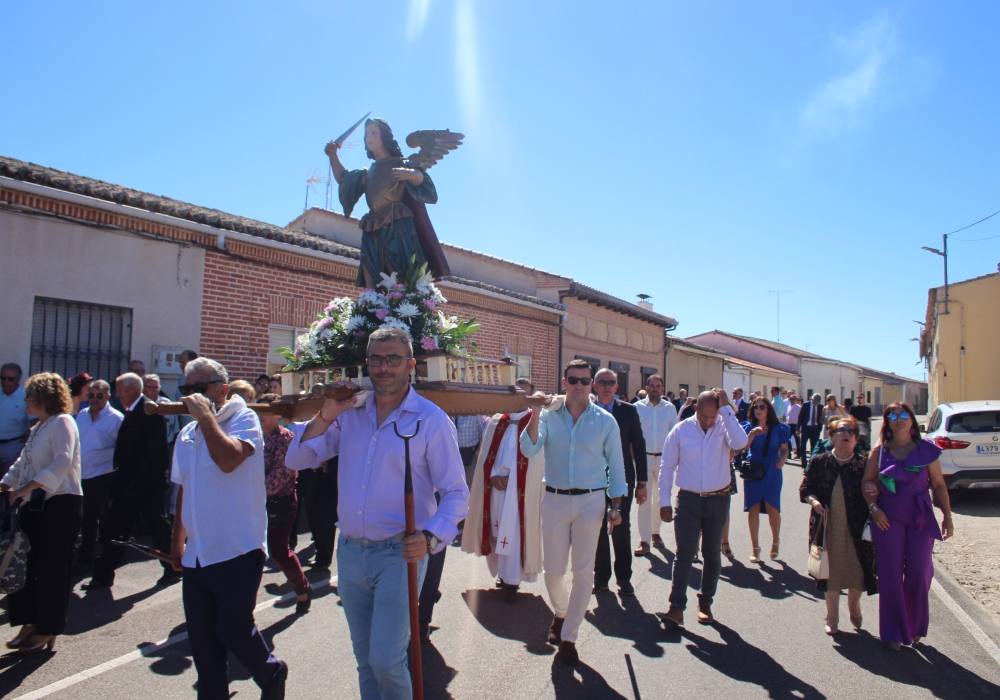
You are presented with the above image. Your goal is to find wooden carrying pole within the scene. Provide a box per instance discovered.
[392,420,424,700]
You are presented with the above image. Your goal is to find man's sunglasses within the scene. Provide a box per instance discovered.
[565,376,592,386]
[887,411,911,422]
[366,354,413,368]
[86,392,106,400]
[179,379,223,396]
[832,427,856,435]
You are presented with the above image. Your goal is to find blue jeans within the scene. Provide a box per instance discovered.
[338,534,428,700]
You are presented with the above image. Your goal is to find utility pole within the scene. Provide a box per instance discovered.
[921,233,949,314]
[768,289,792,342]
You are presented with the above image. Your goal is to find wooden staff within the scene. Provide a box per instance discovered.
[392,419,424,700]
[110,538,174,565]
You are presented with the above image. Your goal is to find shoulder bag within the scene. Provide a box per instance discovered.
[807,510,829,580]
[737,426,771,481]
[0,505,30,594]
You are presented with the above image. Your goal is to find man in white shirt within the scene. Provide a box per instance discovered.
[74,380,123,570]
[633,374,677,557]
[659,389,748,626]
[0,362,31,476]
[169,357,287,700]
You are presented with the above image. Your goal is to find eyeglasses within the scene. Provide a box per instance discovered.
[86,392,106,400]
[887,411,911,422]
[753,404,767,410]
[366,354,412,368]
[832,427,856,435]
[595,379,617,387]
[179,379,223,396]
[565,376,593,386]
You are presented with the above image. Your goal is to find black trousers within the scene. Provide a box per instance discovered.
[298,460,338,567]
[8,494,82,635]
[78,472,114,562]
[182,549,283,699]
[800,426,822,468]
[594,488,634,586]
[669,490,729,611]
[93,478,172,581]
[419,493,447,629]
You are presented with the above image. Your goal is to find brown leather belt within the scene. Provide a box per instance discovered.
[646,452,662,457]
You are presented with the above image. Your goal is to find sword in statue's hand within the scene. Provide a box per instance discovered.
[328,111,371,152]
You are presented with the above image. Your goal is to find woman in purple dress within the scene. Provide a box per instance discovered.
[863,402,954,650]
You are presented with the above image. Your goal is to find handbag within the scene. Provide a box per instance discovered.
[0,505,30,595]
[737,426,771,481]
[807,511,829,580]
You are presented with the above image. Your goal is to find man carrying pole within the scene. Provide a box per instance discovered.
[285,327,468,700]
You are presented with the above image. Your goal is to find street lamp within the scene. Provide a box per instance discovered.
[921,234,949,314]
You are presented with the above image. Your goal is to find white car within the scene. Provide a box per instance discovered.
[924,401,1000,490]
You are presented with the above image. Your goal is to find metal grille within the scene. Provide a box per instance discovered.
[29,297,132,381]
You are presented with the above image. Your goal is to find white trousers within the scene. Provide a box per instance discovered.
[637,460,661,542]
[541,490,605,643]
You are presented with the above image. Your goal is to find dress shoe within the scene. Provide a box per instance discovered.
[634,542,650,557]
[662,607,684,627]
[17,635,56,653]
[261,660,288,700]
[592,583,610,594]
[651,534,664,546]
[295,588,312,615]
[547,617,564,645]
[557,641,579,666]
[6,625,34,649]
[618,582,636,598]
[697,597,714,624]
[156,569,182,587]
[83,576,113,591]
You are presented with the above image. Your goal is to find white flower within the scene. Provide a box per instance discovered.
[295,332,311,355]
[377,271,399,291]
[345,315,367,332]
[414,270,434,293]
[429,283,447,304]
[396,302,420,318]
[379,318,413,336]
[357,289,388,308]
[437,310,458,331]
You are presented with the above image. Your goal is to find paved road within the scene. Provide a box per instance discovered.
[3,460,999,699]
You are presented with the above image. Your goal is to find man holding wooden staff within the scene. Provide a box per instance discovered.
[285,327,468,700]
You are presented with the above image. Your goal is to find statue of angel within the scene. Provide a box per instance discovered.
[325,117,463,287]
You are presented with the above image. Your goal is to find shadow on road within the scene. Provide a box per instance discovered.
[948,489,1000,518]
[0,647,56,699]
[420,638,458,700]
[638,546,674,582]
[720,558,821,602]
[680,621,825,699]
[65,583,165,635]
[551,657,628,699]
[833,631,1000,698]
[586,592,665,658]
[461,588,554,655]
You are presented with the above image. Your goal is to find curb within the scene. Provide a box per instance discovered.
[933,553,1000,651]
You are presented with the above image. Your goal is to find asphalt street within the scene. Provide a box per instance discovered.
[2,459,999,700]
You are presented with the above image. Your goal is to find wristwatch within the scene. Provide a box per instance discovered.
[422,529,440,553]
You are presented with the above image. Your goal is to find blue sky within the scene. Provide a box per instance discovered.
[5,1,999,379]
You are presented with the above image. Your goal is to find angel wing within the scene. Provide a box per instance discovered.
[405,129,465,170]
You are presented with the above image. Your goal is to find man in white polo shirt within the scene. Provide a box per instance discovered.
[659,389,747,627]
[170,357,287,700]
[633,374,677,557]
[74,379,123,571]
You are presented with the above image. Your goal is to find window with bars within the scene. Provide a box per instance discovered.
[30,297,132,381]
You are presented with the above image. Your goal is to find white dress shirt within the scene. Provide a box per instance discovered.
[0,386,30,440]
[76,404,124,479]
[170,395,267,568]
[659,405,748,504]
[1,414,83,497]
[634,397,678,455]
[787,402,802,425]
[284,387,469,550]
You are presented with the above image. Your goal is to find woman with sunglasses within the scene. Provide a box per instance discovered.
[740,398,790,563]
[821,395,847,441]
[800,417,875,635]
[0,373,83,653]
[863,402,954,650]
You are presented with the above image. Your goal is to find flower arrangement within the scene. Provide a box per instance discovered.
[278,263,479,371]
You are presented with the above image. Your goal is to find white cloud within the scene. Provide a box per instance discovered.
[406,0,431,42]
[801,11,898,133]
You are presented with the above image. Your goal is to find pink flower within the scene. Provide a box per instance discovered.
[375,309,390,320]
[388,291,404,301]
[423,300,436,311]
[420,336,438,351]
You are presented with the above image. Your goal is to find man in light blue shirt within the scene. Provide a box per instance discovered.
[771,386,787,423]
[521,359,627,666]
[0,363,31,476]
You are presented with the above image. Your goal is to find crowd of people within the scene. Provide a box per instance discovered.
[0,348,956,698]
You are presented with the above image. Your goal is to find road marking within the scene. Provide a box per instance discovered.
[16,576,335,700]
[931,578,1000,668]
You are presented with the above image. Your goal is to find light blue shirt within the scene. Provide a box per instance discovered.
[76,403,124,479]
[771,394,787,421]
[0,387,30,440]
[284,387,469,550]
[520,401,627,497]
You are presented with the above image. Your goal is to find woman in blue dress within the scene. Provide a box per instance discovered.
[741,398,791,563]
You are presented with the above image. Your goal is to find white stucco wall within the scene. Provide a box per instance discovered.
[800,360,859,402]
[1,209,204,391]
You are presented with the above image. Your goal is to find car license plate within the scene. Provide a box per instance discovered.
[976,444,1000,454]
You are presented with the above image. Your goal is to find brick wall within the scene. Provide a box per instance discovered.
[200,249,560,392]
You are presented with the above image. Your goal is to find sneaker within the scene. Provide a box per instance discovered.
[662,607,684,627]
[557,641,579,666]
[633,542,650,557]
[547,617,564,645]
[261,660,288,700]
